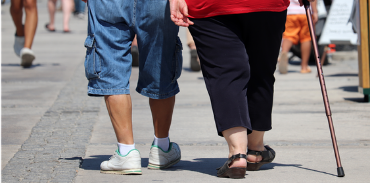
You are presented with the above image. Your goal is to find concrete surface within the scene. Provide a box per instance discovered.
[2,1,370,182]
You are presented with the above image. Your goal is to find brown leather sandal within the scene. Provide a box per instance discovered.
[247,145,276,171]
[217,153,247,179]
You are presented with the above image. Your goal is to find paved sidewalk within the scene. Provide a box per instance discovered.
[2,1,370,182]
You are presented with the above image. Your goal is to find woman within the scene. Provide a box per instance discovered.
[10,0,38,68]
[170,0,315,179]
[45,0,73,32]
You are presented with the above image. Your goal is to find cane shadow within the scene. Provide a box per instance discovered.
[168,159,335,177]
[268,163,336,177]
[79,156,336,177]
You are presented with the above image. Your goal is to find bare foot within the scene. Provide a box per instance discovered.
[247,147,265,163]
[300,67,312,73]
[229,157,247,168]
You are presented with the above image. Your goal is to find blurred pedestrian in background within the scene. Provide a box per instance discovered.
[186,28,200,71]
[279,0,318,74]
[10,0,38,68]
[45,0,73,32]
[131,35,139,67]
[73,0,85,19]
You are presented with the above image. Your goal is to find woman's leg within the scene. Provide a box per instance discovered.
[23,0,38,49]
[223,127,248,167]
[247,130,265,162]
[62,0,73,31]
[189,16,250,169]
[10,0,24,37]
[47,0,57,30]
[242,11,287,161]
[189,16,251,138]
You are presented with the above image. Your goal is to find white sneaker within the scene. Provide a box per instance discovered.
[20,48,35,68]
[148,142,181,169]
[14,35,25,57]
[100,149,142,175]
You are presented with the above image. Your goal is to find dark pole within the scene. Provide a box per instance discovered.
[302,0,345,177]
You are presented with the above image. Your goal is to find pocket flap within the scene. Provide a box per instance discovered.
[84,35,95,48]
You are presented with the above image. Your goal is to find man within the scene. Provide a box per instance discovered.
[83,0,182,174]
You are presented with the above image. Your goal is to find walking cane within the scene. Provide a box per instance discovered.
[302,0,345,177]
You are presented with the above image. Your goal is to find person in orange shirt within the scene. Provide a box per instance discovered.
[279,0,318,74]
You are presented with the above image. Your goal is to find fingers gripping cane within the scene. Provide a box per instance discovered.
[302,0,345,177]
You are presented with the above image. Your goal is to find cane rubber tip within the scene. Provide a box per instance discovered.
[337,167,345,177]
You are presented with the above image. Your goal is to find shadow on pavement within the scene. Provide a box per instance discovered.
[80,155,111,170]
[269,163,337,177]
[326,73,358,77]
[1,63,42,68]
[344,97,367,103]
[338,86,358,92]
[79,156,336,177]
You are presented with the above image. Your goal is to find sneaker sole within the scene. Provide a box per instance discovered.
[100,168,142,175]
[21,53,35,68]
[148,156,181,170]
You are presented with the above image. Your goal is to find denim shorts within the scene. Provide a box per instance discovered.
[84,0,182,99]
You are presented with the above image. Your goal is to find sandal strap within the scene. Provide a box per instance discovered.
[247,150,263,156]
[216,153,247,171]
[227,153,247,166]
[230,153,247,161]
[247,145,275,161]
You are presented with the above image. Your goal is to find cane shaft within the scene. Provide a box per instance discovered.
[303,2,344,174]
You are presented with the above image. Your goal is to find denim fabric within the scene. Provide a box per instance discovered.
[84,0,182,99]
[74,0,86,13]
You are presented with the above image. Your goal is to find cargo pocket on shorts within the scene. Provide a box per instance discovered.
[172,36,183,83]
[84,34,102,80]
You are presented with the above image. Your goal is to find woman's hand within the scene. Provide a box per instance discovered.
[169,0,194,27]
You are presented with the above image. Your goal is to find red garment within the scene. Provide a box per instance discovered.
[186,0,290,18]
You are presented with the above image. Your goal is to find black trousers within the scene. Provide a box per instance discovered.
[189,10,287,136]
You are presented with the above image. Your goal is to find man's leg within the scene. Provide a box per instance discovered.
[148,96,181,170]
[100,94,142,175]
[150,96,175,139]
[149,96,175,152]
[104,95,134,145]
